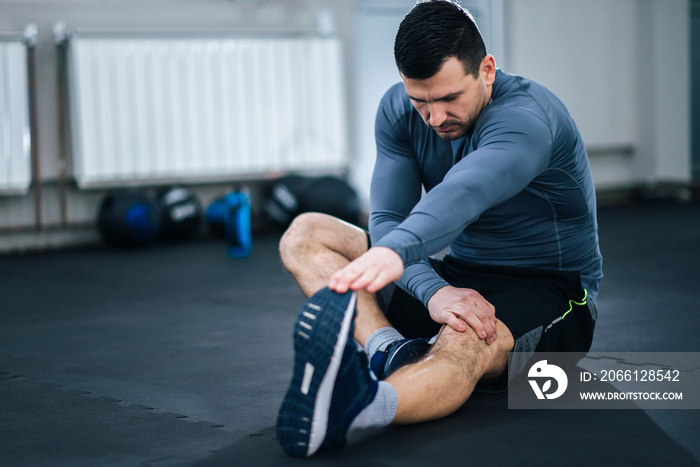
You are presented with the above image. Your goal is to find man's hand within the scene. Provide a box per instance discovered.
[427,285,498,344]
[328,246,404,294]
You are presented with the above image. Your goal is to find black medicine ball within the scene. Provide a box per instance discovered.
[263,174,315,228]
[158,186,202,241]
[299,176,361,226]
[97,189,162,247]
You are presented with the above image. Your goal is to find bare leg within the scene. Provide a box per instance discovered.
[279,212,392,345]
[386,319,514,424]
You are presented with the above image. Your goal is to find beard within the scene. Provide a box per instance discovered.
[431,119,475,140]
[431,96,486,140]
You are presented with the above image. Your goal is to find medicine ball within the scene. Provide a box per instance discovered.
[263,174,315,228]
[299,176,361,226]
[97,189,162,247]
[158,186,202,241]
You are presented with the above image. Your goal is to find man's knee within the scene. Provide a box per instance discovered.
[279,212,367,270]
[431,320,514,376]
[280,212,323,251]
[280,212,327,268]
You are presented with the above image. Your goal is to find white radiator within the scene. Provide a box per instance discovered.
[0,39,31,194]
[66,34,349,188]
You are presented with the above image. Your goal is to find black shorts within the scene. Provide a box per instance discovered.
[376,255,596,381]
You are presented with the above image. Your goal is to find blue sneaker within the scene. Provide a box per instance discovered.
[277,287,379,457]
[369,338,432,380]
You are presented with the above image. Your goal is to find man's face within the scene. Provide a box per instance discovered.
[401,56,494,140]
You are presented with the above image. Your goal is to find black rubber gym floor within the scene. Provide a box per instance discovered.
[1,200,699,466]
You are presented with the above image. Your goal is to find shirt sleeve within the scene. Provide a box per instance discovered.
[375,106,555,267]
[368,94,450,306]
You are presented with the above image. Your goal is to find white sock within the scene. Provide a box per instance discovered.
[347,381,398,441]
[364,327,404,357]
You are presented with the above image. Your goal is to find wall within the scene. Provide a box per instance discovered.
[0,0,695,252]
[504,0,690,190]
[0,0,356,246]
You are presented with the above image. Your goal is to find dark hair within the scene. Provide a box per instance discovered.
[394,0,487,80]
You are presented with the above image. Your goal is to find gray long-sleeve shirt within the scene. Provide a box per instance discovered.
[370,69,603,307]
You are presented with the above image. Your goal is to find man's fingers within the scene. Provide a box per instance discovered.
[469,298,497,338]
[461,312,489,338]
[363,271,394,293]
[330,264,383,293]
[444,313,468,332]
[328,277,348,293]
[328,268,356,293]
[348,268,377,292]
[486,331,497,345]
[445,312,499,345]
[447,302,496,340]
[328,247,404,294]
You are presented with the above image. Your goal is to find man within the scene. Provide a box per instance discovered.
[276,0,602,457]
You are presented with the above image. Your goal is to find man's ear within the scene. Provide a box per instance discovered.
[481,55,496,85]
